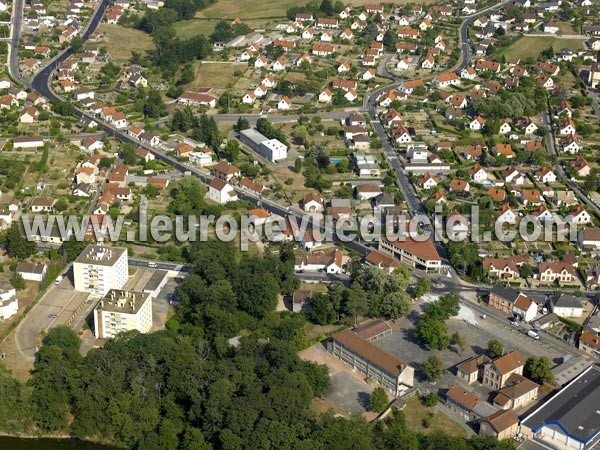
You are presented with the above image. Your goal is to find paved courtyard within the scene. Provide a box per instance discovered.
[300,343,375,416]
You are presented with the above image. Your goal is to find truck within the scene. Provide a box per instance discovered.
[527,330,540,340]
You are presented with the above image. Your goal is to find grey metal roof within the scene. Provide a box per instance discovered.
[552,294,583,309]
[144,270,168,292]
[522,365,600,445]
[490,283,520,303]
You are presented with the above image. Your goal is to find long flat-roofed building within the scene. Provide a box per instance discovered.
[73,245,128,296]
[521,364,600,450]
[239,128,288,162]
[93,289,152,339]
[327,329,414,397]
[379,236,441,273]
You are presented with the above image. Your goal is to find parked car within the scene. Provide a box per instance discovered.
[527,330,540,340]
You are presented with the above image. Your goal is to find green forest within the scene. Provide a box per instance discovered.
[0,240,514,449]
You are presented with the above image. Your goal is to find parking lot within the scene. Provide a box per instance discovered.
[16,273,90,361]
[376,301,563,379]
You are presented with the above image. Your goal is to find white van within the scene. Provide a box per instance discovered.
[148,262,157,268]
[527,330,540,340]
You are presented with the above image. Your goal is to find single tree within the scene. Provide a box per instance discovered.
[369,387,388,413]
[423,392,438,407]
[10,272,26,290]
[525,356,555,384]
[487,339,504,359]
[421,355,444,382]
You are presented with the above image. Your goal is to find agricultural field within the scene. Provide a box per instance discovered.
[98,24,155,62]
[196,0,437,21]
[500,36,585,60]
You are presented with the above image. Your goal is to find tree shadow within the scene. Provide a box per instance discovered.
[357,391,371,410]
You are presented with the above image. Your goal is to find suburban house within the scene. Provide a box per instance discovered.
[445,385,496,421]
[551,294,583,317]
[492,373,539,410]
[479,410,520,440]
[206,178,238,204]
[456,354,492,385]
[482,350,525,389]
[488,284,537,322]
[294,249,342,274]
[16,262,47,282]
[31,197,56,212]
[212,161,241,182]
[364,250,400,274]
[578,329,600,357]
[303,192,325,213]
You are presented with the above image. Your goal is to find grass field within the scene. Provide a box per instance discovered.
[402,396,467,437]
[196,0,436,21]
[98,24,154,61]
[174,19,217,38]
[500,36,584,60]
[191,61,246,89]
[174,18,268,39]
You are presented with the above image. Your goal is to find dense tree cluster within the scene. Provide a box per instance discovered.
[0,158,25,190]
[209,20,252,43]
[415,293,460,350]
[306,266,413,326]
[256,118,289,146]
[472,90,545,121]
[0,223,37,259]
[132,88,167,118]
[171,111,222,150]
[151,33,212,77]
[286,0,346,20]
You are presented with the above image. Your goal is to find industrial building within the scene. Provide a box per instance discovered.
[521,364,600,450]
[73,245,128,296]
[93,289,153,339]
[239,128,288,162]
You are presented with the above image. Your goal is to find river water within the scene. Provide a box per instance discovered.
[0,437,120,449]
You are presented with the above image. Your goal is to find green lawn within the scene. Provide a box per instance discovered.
[174,19,218,38]
[402,397,467,437]
[500,36,584,60]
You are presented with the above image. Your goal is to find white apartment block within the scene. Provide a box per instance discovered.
[73,245,128,296]
[93,289,152,339]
